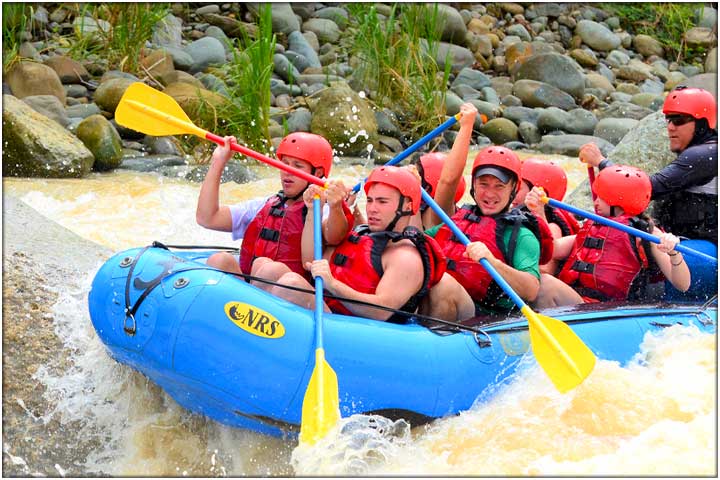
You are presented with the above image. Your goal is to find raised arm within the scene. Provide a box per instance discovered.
[425,103,477,227]
[196,136,235,231]
[651,229,691,292]
[323,180,351,245]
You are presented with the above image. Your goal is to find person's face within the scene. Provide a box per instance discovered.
[365,183,409,232]
[594,195,613,217]
[473,175,514,215]
[512,180,531,208]
[665,113,696,153]
[279,156,319,198]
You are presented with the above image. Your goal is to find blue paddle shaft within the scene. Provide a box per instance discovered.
[351,114,460,193]
[547,198,718,265]
[420,190,526,307]
[313,197,324,349]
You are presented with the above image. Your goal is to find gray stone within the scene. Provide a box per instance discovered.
[606,49,631,68]
[513,52,585,98]
[273,53,301,82]
[576,19,621,51]
[597,101,654,121]
[506,24,532,42]
[567,108,598,135]
[538,133,614,156]
[479,118,519,144]
[141,135,184,156]
[512,79,577,110]
[184,36,226,73]
[66,103,101,119]
[302,18,340,43]
[314,7,349,30]
[696,6,718,29]
[163,46,197,71]
[502,105,541,125]
[288,31,321,69]
[705,47,717,73]
[537,107,571,134]
[22,95,69,127]
[480,87,500,105]
[64,84,88,98]
[375,109,400,137]
[286,107,312,132]
[284,50,311,73]
[594,117,640,145]
[518,121,542,144]
[2,94,94,177]
[205,25,232,53]
[633,34,665,58]
[6,61,66,104]
[93,77,135,114]
[433,4,468,45]
[452,67,492,90]
[432,41,475,74]
[152,13,183,48]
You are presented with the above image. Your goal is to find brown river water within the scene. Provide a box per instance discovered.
[2,153,716,476]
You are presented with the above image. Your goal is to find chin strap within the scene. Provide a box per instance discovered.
[385,197,413,232]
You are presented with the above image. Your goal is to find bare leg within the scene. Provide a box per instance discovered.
[250,257,292,291]
[533,273,583,309]
[420,273,475,322]
[270,272,331,312]
[206,252,242,274]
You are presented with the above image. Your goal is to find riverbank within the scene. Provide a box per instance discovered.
[2,195,112,476]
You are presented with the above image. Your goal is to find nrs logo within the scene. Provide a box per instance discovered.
[224,302,285,339]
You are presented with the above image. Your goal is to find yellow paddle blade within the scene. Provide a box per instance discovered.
[299,348,340,445]
[115,82,208,138]
[522,306,596,393]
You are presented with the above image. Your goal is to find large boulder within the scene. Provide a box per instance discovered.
[2,95,94,178]
[162,82,228,131]
[431,4,467,45]
[512,79,577,110]
[310,82,378,156]
[575,19,621,51]
[75,114,123,171]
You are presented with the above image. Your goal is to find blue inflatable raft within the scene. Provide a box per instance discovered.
[88,245,717,438]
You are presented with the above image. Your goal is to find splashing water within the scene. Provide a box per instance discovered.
[3,155,715,476]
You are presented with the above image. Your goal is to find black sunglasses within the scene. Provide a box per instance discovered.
[664,114,696,126]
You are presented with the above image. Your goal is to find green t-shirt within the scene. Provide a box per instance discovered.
[426,222,541,314]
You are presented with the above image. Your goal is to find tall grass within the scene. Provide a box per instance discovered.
[2,3,33,73]
[218,4,275,153]
[69,3,170,73]
[600,3,705,64]
[346,4,450,139]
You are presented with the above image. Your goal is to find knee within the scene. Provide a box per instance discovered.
[207,252,238,271]
[253,258,291,281]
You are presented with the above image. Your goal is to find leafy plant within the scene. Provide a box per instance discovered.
[218,4,275,153]
[68,3,170,73]
[2,3,33,73]
[345,4,450,140]
[600,3,705,64]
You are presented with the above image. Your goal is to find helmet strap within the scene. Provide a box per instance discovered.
[386,197,412,232]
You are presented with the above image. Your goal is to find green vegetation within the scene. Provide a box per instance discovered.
[217,4,276,154]
[601,3,706,63]
[2,3,33,73]
[68,3,170,73]
[345,4,451,140]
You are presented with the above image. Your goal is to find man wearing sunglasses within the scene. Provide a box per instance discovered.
[579,85,717,300]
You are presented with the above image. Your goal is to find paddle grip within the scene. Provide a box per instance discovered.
[547,198,718,265]
[420,190,526,307]
[351,114,461,193]
[205,132,326,187]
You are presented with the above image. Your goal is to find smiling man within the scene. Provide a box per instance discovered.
[433,146,543,316]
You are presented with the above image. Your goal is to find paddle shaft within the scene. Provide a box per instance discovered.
[351,113,462,193]
[546,197,718,265]
[312,196,325,347]
[123,98,326,187]
[420,190,525,307]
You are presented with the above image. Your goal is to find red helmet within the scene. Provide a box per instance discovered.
[419,152,467,203]
[276,132,334,175]
[662,86,717,129]
[364,166,422,214]
[594,165,651,216]
[472,146,522,193]
[521,157,568,200]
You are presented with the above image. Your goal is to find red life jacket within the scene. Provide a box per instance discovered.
[434,205,553,306]
[545,205,581,237]
[558,214,654,301]
[239,193,354,279]
[325,225,446,319]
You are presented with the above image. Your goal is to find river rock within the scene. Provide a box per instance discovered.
[6,61,66,104]
[75,114,123,171]
[303,18,341,43]
[201,13,257,38]
[575,19,620,51]
[252,3,299,35]
[93,77,135,114]
[512,79,577,110]
[273,53,301,82]
[162,82,228,129]
[310,82,378,156]
[157,70,204,88]
[593,117,640,145]
[432,4,467,45]
[597,101,653,121]
[684,27,715,48]
[633,34,665,58]
[315,7,349,30]
[479,117,519,144]
[536,107,571,134]
[22,95,70,127]
[152,13,183,48]
[43,55,91,84]
[452,67,492,90]
[288,31,321,69]
[537,133,613,156]
[3,95,94,178]
[607,110,673,171]
[513,52,585,99]
[567,108,598,135]
[502,106,542,125]
[432,41,475,74]
[286,108,312,133]
[66,103,101,119]
[141,50,175,79]
[706,48,717,73]
[682,73,718,100]
[185,36,226,73]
